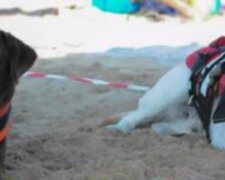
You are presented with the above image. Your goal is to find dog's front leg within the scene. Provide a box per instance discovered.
[107,63,191,133]
[0,140,6,179]
[210,121,225,150]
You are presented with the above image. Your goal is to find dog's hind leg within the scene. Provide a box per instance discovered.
[152,120,193,135]
[152,109,203,135]
[107,63,191,133]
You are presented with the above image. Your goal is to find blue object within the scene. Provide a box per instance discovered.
[92,0,141,14]
[143,0,177,15]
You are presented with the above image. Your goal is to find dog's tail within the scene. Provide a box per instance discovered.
[99,112,128,127]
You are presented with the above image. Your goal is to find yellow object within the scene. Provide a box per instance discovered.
[158,0,195,18]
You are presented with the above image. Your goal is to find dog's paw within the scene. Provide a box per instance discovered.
[106,124,130,133]
[151,122,191,135]
[210,122,225,150]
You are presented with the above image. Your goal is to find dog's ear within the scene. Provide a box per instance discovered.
[2,32,37,82]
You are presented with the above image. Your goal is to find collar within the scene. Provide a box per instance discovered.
[0,102,10,118]
[0,101,12,142]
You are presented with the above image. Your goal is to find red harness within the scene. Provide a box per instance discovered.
[186,36,225,95]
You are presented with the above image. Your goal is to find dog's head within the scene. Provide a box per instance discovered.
[0,30,37,106]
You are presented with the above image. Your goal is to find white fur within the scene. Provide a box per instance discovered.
[107,62,225,150]
[210,122,225,150]
[209,97,225,150]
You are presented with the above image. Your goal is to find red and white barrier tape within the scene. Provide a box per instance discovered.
[23,72,150,92]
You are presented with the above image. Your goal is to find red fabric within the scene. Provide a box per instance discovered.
[185,47,220,68]
[186,36,225,68]
[185,36,225,95]
[209,36,225,47]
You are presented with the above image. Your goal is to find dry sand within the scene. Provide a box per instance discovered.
[1,1,225,180]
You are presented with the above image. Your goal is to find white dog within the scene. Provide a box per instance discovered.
[105,37,225,150]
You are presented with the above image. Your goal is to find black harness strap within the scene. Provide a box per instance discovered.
[189,48,225,141]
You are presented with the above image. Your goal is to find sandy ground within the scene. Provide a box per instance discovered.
[1,0,225,179]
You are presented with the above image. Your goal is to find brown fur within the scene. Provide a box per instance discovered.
[0,31,37,106]
[0,30,37,177]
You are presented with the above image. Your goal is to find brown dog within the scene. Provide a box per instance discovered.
[0,30,37,177]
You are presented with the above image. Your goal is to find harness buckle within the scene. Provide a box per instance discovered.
[188,95,194,105]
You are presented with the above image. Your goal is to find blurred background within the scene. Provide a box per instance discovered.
[1,0,225,66]
[3,1,225,180]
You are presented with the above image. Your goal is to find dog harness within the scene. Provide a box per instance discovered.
[186,36,225,140]
[0,101,12,142]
